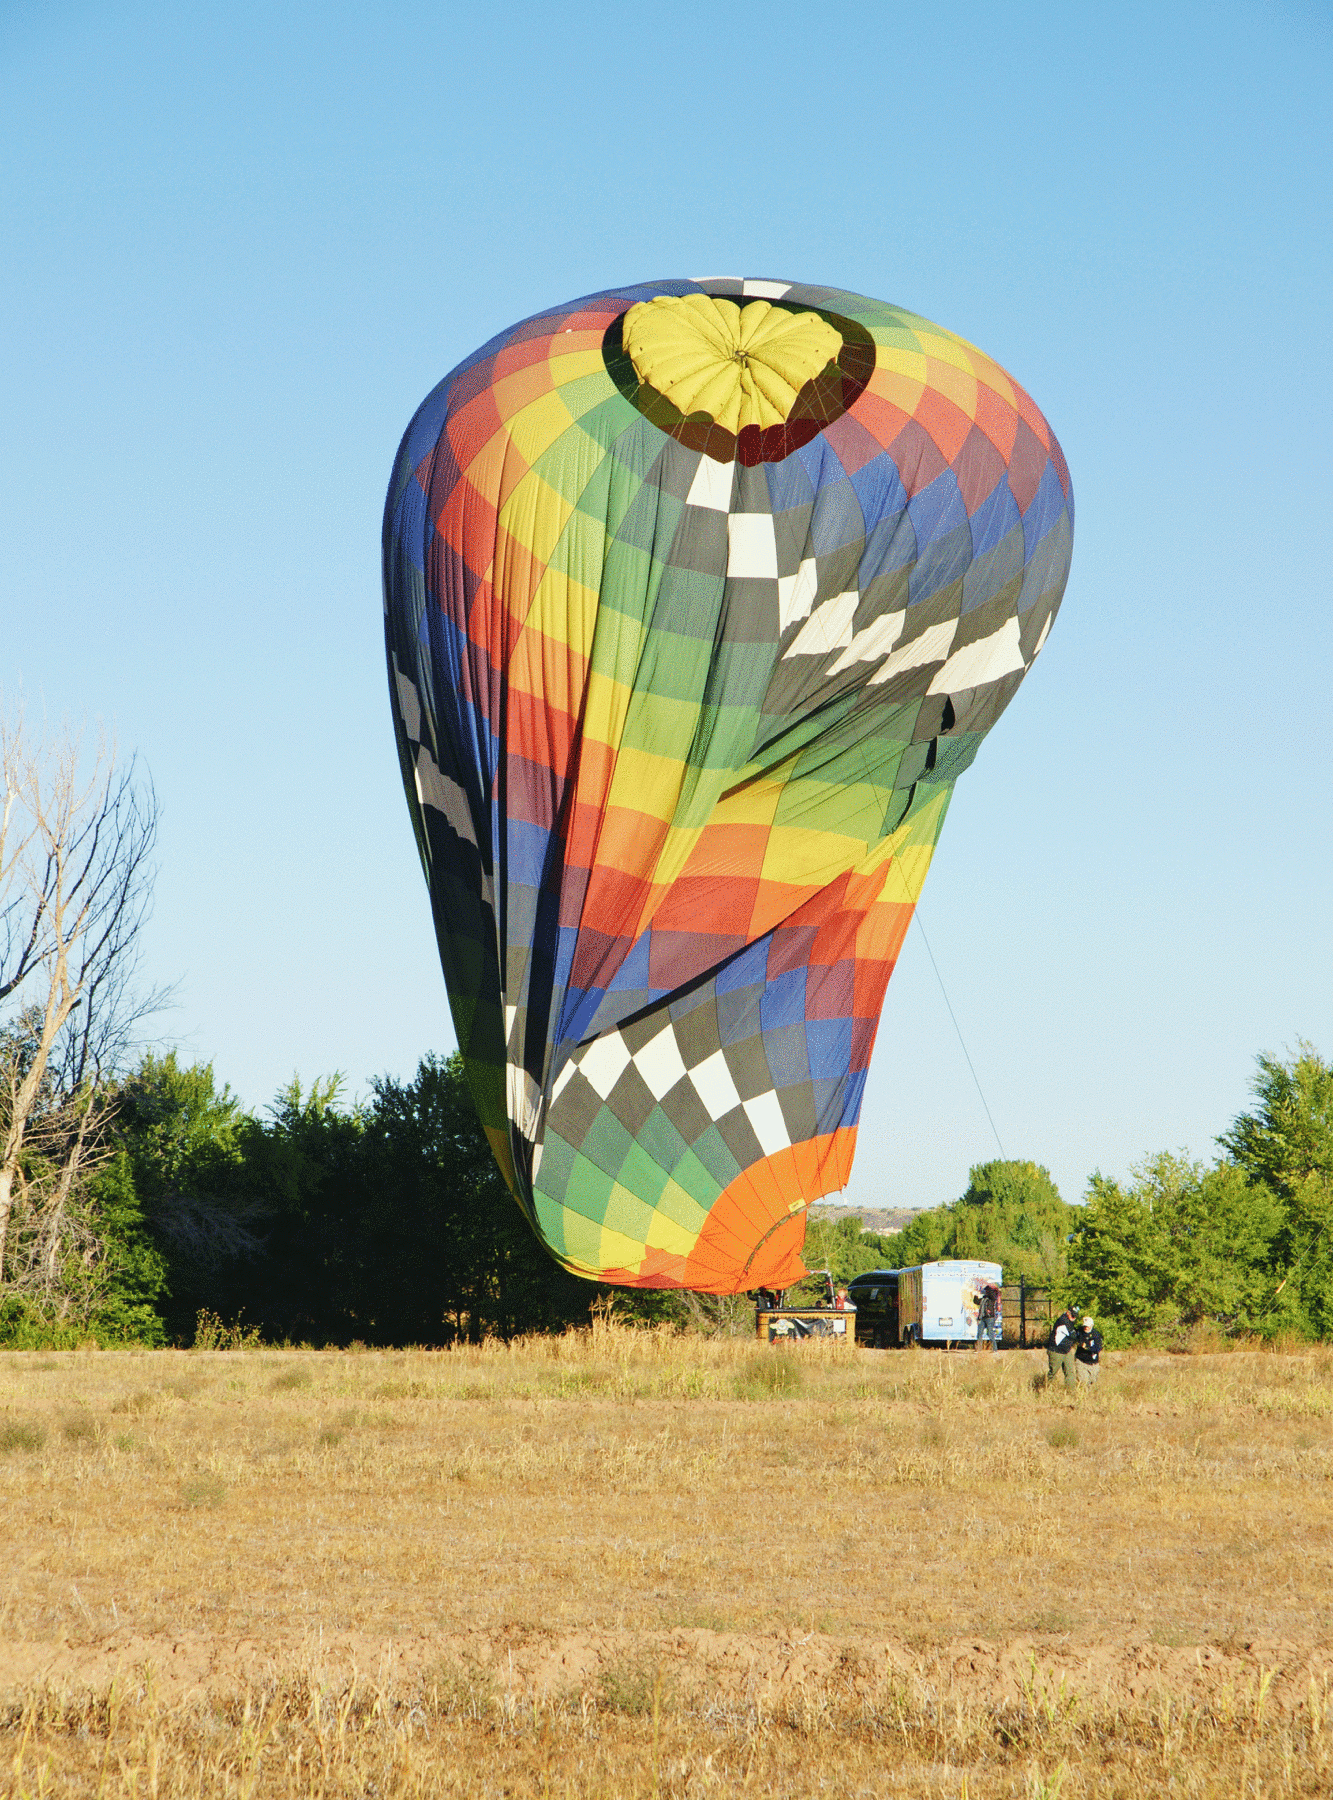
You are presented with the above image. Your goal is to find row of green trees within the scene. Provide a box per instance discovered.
[1066,1048,1333,1344]
[796,1046,1333,1347]
[2,1034,1329,1349]
[797,1159,1073,1293]
[0,1051,594,1348]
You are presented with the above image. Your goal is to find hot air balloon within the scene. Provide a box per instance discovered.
[383,280,1072,1294]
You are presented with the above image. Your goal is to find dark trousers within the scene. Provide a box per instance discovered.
[1047,1347,1077,1390]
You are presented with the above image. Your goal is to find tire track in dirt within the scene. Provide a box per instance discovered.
[3,1629,1329,1714]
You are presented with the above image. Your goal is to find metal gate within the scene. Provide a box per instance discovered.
[1001,1281,1053,1347]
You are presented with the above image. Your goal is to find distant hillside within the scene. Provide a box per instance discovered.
[808,1204,922,1236]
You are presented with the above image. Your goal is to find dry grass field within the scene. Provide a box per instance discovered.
[2,1322,1332,1796]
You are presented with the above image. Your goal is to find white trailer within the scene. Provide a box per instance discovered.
[895,1259,1003,1347]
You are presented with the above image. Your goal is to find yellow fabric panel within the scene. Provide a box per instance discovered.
[605,743,690,825]
[623,295,842,434]
[912,328,988,384]
[547,345,609,386]
[924,356,979,419]
[498,470,574,569]
[483,1125,517,1195]
[705,769,789,829]
[460,427,512,509]
[597,1219,654,1272]
[553,369,622,425]
[877,843,935,906]
[557,1208,609,1272]
[871,342,929,387]
[901,317,1017,406]
[645,816,708,882]
[523,567,600,661]
[760,823,872,891]
[504,388,580,468]
[645,1184,707,1257]
[579,669,636,754]
[867,361,925,418]
[869,791,949,902]
[975,362,1018,408]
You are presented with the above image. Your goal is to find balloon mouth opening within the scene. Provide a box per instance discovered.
[603,291,876,467]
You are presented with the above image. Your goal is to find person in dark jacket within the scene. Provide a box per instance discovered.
[1046,1305,1080,1390]
[1075,1315,1103,1386]
[975,1282,1001,1351]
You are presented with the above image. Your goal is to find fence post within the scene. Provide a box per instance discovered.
[1020,1277,1026,1349]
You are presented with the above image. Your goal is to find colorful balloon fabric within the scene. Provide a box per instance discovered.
[383,279,1073,1294]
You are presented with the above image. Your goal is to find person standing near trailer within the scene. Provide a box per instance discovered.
[976,1282,1002,1351]
[1046,1305,1080,1390]
[1075,1315,1103,1386]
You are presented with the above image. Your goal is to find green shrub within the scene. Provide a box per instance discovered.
[192,1310,263,1351]
[0,1420,47,1453]
[598,1656,664,1717]
[317,1406,360,1448]
[111,1388,156,1415]
[180,1473,227,1508]
[732,1351,804,1400]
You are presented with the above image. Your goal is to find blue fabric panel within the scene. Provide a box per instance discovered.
[759,966,807,1031]
[806,1018,853,1082]
[848,452,908,533]
[1022,459,1066,560]
[906,470,968,552]
[763,1021,812,1089]
[968,475,1022,560]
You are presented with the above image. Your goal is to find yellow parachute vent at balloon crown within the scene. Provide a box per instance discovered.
[622,295,843,434]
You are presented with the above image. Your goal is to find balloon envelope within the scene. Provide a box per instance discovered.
[383,279,1073,1293]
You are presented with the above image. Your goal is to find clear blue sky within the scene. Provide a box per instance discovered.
[3,0,1330,1213]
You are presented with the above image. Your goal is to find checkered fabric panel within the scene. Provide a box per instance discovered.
[383,280,1073,1290]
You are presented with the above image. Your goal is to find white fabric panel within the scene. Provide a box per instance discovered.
[551,1059,578,1104]
[869,618,958,685]
[633,1024,690,1101]
[414,746,475,842]
[785,589,859,658]
[727,512,779,579]
[579,1031,632,1100]
[827,608,906,676]
[777,558,818,631]
[1032,612,1053,658]
[926,615,1026,694]
[742,278,792,298]
[687,456,735,512]
[744,1091,791,1158]
[689,1048,743,1118]
[507,1063,542,1142]
[394,666,422,741]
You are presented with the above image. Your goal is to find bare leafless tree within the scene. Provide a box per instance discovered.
[0,710,163,1304]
